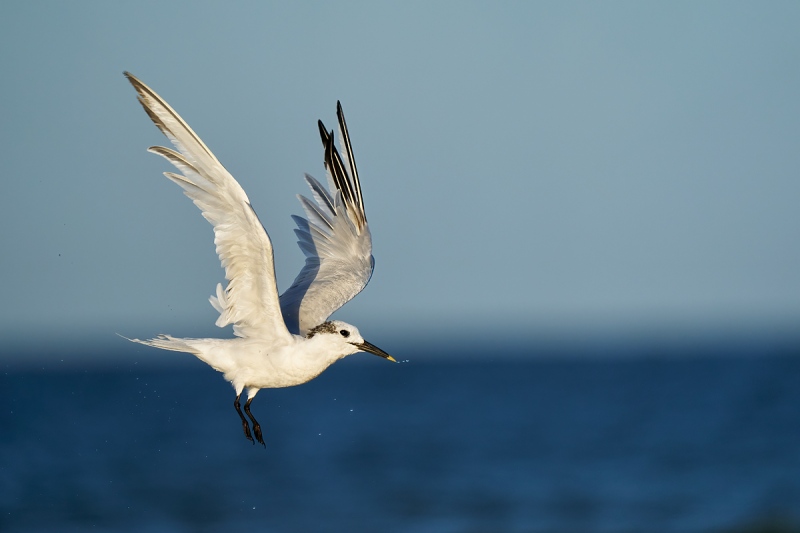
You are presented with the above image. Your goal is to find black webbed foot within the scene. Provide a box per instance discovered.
[234,394,254,444]
[245,398,265,447]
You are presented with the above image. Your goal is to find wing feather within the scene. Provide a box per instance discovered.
[303,173,336,216]
[297,196,334,231]
[125,72,292,342]
[279,104,374,335]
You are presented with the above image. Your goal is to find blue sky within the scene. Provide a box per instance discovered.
[2,2,799,355]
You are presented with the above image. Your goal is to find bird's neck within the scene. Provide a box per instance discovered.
[295,335,349,368]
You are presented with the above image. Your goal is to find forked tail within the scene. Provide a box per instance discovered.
[122,334,200,355]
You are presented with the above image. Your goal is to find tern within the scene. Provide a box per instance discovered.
[123,72,395,446]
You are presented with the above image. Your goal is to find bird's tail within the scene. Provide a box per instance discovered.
[122,334,201,355]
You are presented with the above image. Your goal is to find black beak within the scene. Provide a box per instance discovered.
[355,340,397,362]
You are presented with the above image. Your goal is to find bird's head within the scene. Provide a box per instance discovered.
[306,320,396,362]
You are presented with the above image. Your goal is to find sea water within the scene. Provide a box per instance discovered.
[1,346,799,532]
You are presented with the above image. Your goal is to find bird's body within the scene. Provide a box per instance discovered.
[123,72,394,446]
[141,321,374,391]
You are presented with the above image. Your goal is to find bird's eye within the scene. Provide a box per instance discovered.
[339,330,350,338]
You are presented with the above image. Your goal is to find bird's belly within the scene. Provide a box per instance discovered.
[225,354,332,390]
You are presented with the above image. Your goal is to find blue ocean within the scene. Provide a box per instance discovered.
[2,341,800,532]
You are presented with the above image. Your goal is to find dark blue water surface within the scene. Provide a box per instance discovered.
[2,347,800,532]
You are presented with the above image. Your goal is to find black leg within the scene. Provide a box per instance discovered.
[244,398,265,447]
[234,394,254,444]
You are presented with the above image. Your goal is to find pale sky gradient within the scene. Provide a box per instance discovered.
[2,2,799,354]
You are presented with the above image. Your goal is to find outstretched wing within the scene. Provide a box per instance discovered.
[279,103,374,335]
[125,72,292,343]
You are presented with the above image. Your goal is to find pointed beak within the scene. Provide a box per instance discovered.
[355,340,397,363]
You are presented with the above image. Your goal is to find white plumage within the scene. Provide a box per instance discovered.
[124,72,394,446]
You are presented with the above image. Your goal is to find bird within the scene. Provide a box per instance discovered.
[123,72,395,447]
